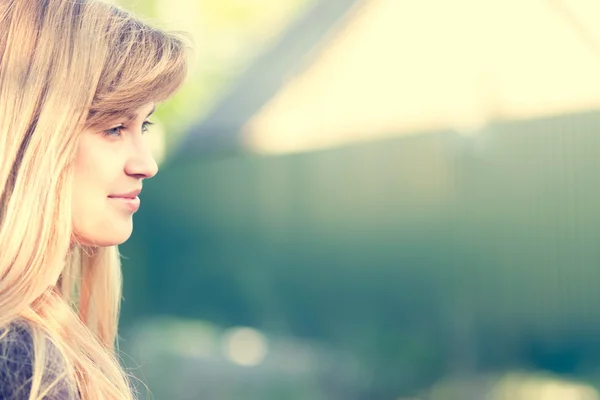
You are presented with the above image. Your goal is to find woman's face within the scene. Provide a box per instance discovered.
[72,102,158,247]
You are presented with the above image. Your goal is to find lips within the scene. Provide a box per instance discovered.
[108,188,142,213]
[108,188,141,199]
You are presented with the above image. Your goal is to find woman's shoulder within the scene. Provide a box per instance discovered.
[0,319,35,397]
[0,319,79,399]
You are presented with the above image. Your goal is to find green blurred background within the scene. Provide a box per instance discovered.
[113,0,600,398]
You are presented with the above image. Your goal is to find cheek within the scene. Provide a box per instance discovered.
[72,151,106,238]
[73,145,107,203]
[71,140,131,245]
[73,138,119,196]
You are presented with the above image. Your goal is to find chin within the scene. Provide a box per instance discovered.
[99,228,133,246]
[74,225,133,247]
[98,234,132,247]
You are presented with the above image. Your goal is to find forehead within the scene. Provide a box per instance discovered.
[84,102,157,130]
[123,103,156,122]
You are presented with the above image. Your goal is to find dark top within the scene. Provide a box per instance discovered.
[0,321,79,399]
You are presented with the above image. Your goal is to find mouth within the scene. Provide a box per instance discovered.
[108,189,142,212]
[108,188,141,199]
[108,196,140,213]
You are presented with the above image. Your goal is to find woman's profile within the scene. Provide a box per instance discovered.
[0,0,188,398]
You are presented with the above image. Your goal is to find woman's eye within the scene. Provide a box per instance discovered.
[103,126,123,137]
[141,121,154,134]
[102,121,154,137]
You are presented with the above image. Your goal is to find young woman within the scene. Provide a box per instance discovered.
[0,0,189,398]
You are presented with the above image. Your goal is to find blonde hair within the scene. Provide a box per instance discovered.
[0,0,188,398]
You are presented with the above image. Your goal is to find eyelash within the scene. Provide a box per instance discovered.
[103,121,154,137]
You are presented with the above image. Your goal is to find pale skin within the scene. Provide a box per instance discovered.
[72,102,158,247]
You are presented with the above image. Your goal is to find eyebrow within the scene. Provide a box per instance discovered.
[123,105,156,123]
[146,105,156,118]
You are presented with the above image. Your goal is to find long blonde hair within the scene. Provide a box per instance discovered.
[0,0,188,398]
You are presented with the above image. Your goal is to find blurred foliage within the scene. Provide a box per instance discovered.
[113,0,600,399]
[119,109,600,398]
[116,0,314,150]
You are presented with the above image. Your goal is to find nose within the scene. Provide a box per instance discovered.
[124,136,159,179]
